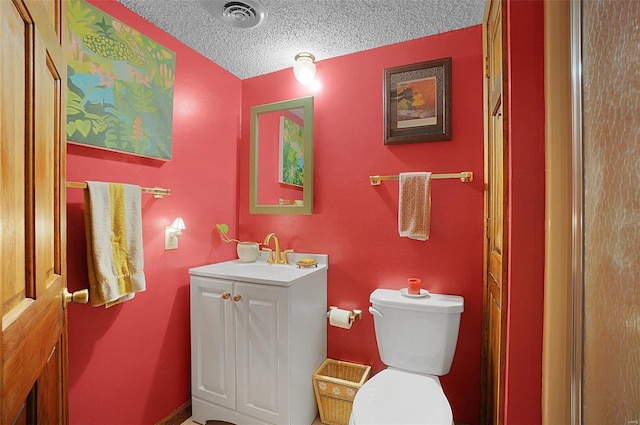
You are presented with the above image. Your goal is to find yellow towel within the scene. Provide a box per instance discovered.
[84,181,146,308]
[398,172,432,241]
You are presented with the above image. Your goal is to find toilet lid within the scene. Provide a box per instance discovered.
[351,369,453,425]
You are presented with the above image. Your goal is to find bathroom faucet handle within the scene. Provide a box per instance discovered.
[281,249,294,264]
[261,247,275,263]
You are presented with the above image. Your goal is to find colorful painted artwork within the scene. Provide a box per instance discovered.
[396,77,437,128]
[66,0,175,159]
[278,116,304,187]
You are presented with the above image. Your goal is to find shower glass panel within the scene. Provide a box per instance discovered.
[581,1,640,423]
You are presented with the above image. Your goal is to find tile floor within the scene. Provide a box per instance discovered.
[181,415,467,425]
[180,417,324,425]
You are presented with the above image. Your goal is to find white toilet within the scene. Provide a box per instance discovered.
[349,288,464,425]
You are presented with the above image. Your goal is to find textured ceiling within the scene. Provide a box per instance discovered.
[117,0,485,79]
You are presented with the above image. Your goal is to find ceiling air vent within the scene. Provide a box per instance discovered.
[205,0,267,29]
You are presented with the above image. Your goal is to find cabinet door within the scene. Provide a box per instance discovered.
[234,282,289,425]
[190,277,236,409]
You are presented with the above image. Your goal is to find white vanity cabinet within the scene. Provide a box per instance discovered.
[189,255,327,425]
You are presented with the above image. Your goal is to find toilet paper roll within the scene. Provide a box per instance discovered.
[329,308,353,330]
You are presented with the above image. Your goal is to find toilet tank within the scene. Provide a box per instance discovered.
[369,289,464,375]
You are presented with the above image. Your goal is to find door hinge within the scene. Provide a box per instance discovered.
[485,217,491,239]
[485,56,490,79]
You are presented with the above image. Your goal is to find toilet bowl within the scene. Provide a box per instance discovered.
[349,289,463,425]
[349,368,452,425]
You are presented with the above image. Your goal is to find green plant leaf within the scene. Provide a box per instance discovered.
[216,224,229,234]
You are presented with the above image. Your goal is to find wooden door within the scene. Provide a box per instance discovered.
[1,0,69,423]
[481,0,508,424]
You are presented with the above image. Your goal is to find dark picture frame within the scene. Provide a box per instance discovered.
[384,57,452,145]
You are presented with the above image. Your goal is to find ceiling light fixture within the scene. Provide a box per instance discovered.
[293,52,316,86]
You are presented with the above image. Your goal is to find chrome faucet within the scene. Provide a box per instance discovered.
[262,233,293,264]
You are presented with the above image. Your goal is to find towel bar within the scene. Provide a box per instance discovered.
[369,171,473,186]
[66,181,171,198]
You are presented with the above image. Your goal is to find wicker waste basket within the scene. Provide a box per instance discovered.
[313,359,371,425]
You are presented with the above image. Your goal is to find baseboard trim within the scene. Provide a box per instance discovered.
[155,400,192,425]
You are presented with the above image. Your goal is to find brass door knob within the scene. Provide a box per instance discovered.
[62,288,89,308]
[221,292,231,300]
[232,294,241,302]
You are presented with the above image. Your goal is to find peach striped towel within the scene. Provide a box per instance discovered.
[398,172,432,241]
[84,181,146,308]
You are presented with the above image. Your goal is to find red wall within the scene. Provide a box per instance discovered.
[65,1,240,424]
[504,0,545,423]
[65,3,546,424]
[239,27,485,424]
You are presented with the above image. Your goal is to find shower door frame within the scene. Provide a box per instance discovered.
[569,0,584,423]
[542,0,584,422]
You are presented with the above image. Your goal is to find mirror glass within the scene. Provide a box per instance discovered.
[250,97,314,214]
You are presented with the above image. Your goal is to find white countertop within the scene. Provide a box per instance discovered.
[189,252,328,286]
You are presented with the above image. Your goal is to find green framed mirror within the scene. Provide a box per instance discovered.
[249,97,314,214]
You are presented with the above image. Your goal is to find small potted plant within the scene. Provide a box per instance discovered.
[216,224,260,263]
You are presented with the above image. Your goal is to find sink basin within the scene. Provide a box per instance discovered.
[189,253,328,286]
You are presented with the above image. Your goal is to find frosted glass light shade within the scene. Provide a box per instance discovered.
[293,53,316,85]
[170,216,186,233]
[165,216,186,250]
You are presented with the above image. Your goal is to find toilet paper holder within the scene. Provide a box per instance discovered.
[326,306,362,324]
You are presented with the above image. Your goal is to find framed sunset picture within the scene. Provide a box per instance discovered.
[384,57,452,144]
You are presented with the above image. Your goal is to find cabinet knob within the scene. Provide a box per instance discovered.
[232,294,242,302]
[221,292,231,300]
